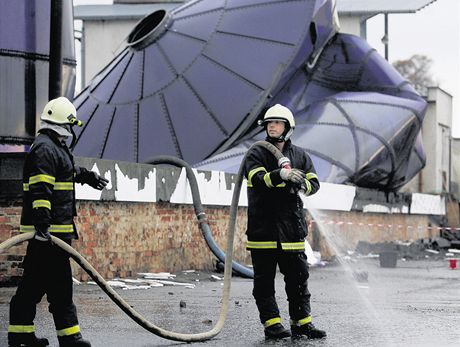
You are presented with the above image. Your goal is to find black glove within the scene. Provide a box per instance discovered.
[34,224,52,243]
[86,171,109,190]
[76,167,109,190]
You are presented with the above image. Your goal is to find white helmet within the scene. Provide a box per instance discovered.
[259,104,295,141]
[41,97,82,127]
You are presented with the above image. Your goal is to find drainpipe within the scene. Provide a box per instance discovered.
[49,0,63,99]
[381,13,389,61]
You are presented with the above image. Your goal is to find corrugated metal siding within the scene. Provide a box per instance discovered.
[75,0,438,21]
[336,0,438,14]
[74,4,181,20]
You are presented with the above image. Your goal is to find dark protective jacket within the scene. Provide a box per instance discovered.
[244,139,320,252]
[20,129,86,240]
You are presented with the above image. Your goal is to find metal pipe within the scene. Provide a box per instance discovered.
[384,13,389,61]
[49,0,63,99]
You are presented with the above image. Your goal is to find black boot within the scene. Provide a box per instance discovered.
[291,322,327,339]
[264,323,291,339]
[8,332,49,347]
[58,334,91,347]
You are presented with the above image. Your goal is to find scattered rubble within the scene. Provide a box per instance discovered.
[354,236,460,262]
[85,270,220,290]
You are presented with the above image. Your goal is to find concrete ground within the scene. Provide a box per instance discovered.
[0,257,459,347]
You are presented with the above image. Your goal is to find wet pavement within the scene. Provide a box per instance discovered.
[0,258,459,347]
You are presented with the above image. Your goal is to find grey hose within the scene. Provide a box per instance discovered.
[145,140,285,279]
[0,141,283,342]
[144,155,255,278]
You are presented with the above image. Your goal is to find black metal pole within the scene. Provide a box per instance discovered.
[24,2,37,139]
[49,0,63,99]
[384,13,389,61]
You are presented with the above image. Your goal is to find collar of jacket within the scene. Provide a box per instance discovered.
[264,136,292,150]
[38,128,69,148]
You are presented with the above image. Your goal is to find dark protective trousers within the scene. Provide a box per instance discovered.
[9,240,79,334]
[250,249,311,324]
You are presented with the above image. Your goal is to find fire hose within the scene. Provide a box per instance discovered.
[0,141,284,342]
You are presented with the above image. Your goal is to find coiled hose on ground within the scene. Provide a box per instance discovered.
[0,141,283,342]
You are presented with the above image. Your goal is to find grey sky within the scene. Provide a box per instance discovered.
[366,0,460,136]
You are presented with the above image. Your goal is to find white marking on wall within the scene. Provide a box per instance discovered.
[170,169,248,206]
[302,182,356,211]
[114,164,156,202]
[73,161,445,216]
[104,170,112,190]
[75,163,103,200]
[411,193,445,215]
[362,205,409,214]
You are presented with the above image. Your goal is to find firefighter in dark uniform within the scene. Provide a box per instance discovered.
[8,97,108,347]
[244,104,326,340]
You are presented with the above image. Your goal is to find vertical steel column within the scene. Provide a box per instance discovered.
[384,13,389,61]
[49,0,63,99]
[24,2,37,138]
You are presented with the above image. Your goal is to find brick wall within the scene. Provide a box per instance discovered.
[307,211,432,258]
[0,200,26,284]
[0,199,435,284]
[72,200,250,282]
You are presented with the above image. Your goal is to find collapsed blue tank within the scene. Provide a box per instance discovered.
[72,0,427,191]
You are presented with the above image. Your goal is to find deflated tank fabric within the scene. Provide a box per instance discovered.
[195,33,427,191]
[72,0,426,191]
[73,0,324,164]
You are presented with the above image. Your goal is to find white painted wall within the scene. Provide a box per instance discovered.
[337,15,361,36]
[423,87,452,194]
[74,162,445,215]
[401,87,453,194]
[83,20,137,85]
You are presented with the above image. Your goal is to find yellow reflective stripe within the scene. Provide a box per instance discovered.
[281,242,305,251]
[264,317,281,328]
[246,241,277,249]
[57,325,80,337]
[8,325,35,333]
[49,225,73,233]
[275,182,286,187]
[290,315,312,327]
[304,179,312,195]
[32,200,51,210]
[29,174,55,185]
[54,182,74,190]
[248,167,267,187]
[20,225,74,233]
[263,172,274,188]
[306,172,318,180]
[20,225,35,232]
[24,182,73,191]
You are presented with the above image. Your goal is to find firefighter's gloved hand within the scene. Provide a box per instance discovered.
[280,168,305,184]
[296,182,308,195]
[34,224,52,243]
[76,167,109,190]
[86,171,109,190]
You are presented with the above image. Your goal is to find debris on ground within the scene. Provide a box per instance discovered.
[85,270,233,290]
[354,237,460,263]
[352,270,369,282]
